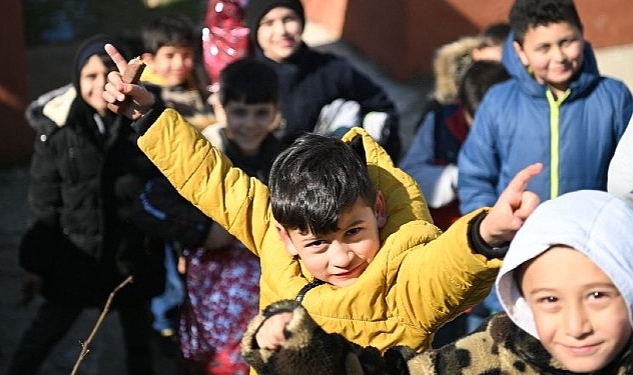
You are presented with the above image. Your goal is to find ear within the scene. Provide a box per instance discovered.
[374,191,387,228]
[513,41,529,66]
[276,223,299,256]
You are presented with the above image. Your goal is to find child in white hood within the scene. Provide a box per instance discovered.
[240,189,633,375]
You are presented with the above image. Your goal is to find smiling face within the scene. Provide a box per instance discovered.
[521,246,632,373]
[223,100,278,156]
[256,7,303,62]
[144,45,195,86]
[277,194,387,288]
[513,21,584,97]
[79,55,110,117]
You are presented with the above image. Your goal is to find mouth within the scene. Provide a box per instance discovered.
[334,263,362,278]
[562,343,601,356]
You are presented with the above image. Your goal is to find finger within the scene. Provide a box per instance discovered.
[502,162,543,200]
[513,191,541,220]
[104,43,129,74]
[104,72,127,102]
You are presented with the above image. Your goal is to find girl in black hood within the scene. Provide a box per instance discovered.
[8,35,163,375]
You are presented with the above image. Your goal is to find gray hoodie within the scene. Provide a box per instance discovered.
[496,189,633,339]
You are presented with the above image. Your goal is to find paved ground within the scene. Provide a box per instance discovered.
[0,171,184,375]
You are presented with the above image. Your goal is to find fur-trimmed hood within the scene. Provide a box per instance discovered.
[25,84,76,132]
[431,36,480,104]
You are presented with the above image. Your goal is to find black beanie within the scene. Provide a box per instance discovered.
[245,0,305,48]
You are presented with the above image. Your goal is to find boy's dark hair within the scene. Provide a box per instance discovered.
[510,0,583,45]
[459,60,511,118]
[141,13,195,54]
[479,23,511,48]
[218,58,279,106]
[269,134,376,235]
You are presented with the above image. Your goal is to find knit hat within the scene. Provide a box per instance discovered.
[72,34,131,92]
[495,190,633,339]
[245,0,305,48]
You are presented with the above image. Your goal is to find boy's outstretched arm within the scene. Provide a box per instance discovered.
[478,163,543,247]
[102,44,155,120]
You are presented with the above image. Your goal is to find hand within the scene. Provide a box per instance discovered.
[177,256,187,275]
[102,44,154,119]
[255,312,294,350]
[20,272,42,307]
[479,163,542,246]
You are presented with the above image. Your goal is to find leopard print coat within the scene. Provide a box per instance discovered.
[242,301,633,375]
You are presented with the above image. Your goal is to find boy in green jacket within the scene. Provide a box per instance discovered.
[102,43,542,353]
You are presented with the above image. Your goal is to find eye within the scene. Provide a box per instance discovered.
[255,109,271,118]
[538,296,558,304]
[344,227,361,237]
[283,15,299,23]
[307,240,326,248]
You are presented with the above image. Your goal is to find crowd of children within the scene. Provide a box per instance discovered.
[10,0,633,374]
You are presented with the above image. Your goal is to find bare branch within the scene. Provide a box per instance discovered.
[70,276,134,375]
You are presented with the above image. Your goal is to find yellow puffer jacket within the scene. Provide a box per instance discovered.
[138,107,501,352]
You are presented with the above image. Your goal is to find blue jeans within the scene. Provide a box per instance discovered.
[151,242,185,333]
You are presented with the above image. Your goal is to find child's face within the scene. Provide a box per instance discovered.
[144,45,195,86]
[257,7,303,62]
[80,55,110,117]
[223,100,278,155]
[513,22,583,95]
[521,246,632,373]
[276,194,387,288]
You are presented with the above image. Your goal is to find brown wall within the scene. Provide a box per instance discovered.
[305,0,633,81]
[0,0,32,166]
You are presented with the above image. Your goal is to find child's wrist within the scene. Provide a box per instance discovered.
[468,211,510,259]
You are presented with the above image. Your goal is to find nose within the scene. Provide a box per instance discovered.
[329,242,353,268]
[173,54,186,69]
[552,44,566,62]
[273,19,286,35]
[97,73,108,90]
[563,304,592,338]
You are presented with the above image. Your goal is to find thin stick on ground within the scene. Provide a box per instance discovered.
[70,275,133,375]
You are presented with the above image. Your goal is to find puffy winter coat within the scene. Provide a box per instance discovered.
[255,43,401,160]
[134,106,501,352]
[19,85,164,306]
[458,37,633,214]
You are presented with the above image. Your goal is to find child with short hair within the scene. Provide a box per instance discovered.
[140,13,215,131]
[458,0,633,215]
[103,43,543,354]
[240,189,633,375]
[179,58,284,375]
[137,13,218,341]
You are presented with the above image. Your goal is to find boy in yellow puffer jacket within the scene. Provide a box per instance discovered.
[103,43,543,355]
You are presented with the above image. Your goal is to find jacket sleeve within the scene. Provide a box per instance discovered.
[241,300,386,375]
[399,113,458,208]
[608,113,633,207]
[131,176,213,248]
[456,98,500,214]
[136,108,277,257]
[19,127,63,273]
[396,210,501,341]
